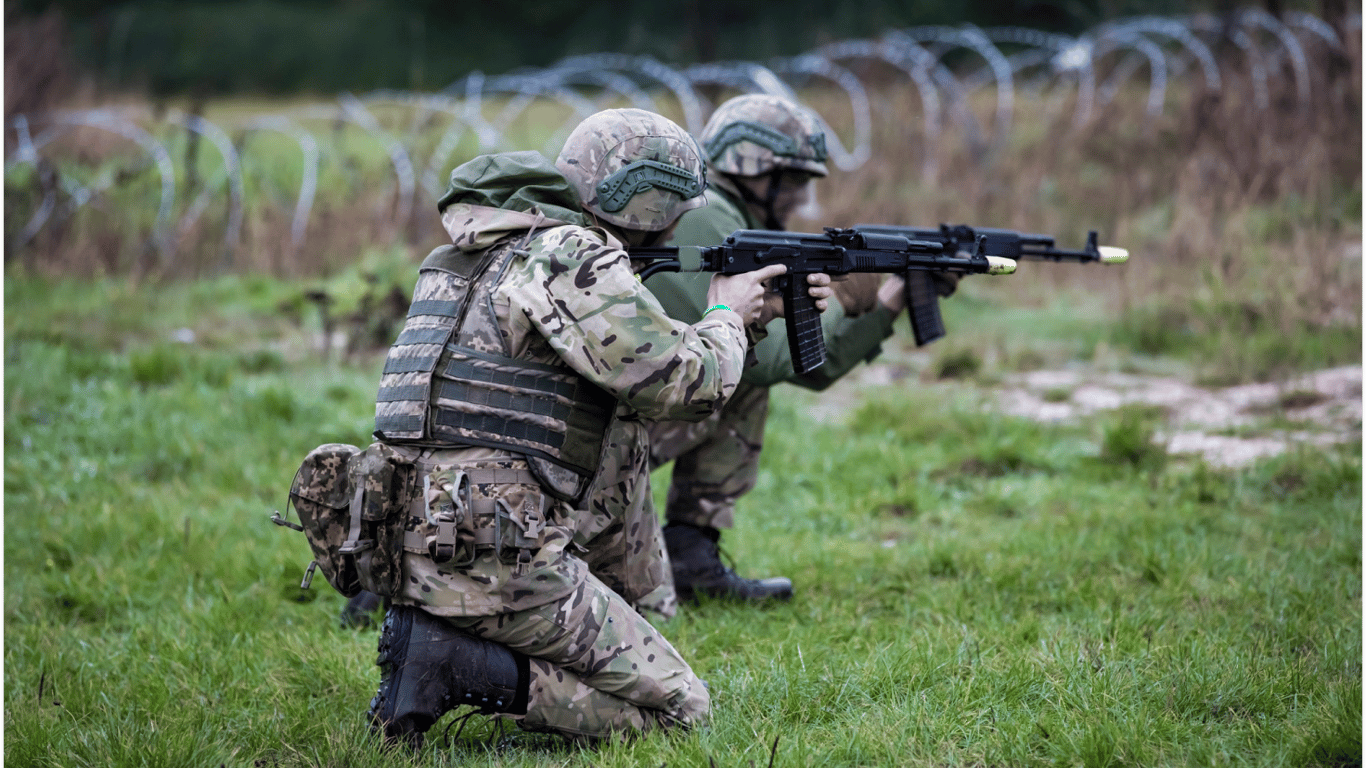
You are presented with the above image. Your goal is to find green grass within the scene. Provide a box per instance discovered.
[5,272,1359,767]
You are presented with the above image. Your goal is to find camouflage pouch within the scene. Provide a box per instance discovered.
[347,442,417,597]
[283,443,363,596]
[405,463,548,574]
[493,486,548,574]
[408,467,483,568]
[280,442,416,598]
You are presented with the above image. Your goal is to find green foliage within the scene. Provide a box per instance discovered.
[931,345,982,380]
[25,0,1257,97]
[1099,404,1168,471]
[1109,300,1361,386]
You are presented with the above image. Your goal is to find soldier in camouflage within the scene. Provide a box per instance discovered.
[361,108,833,746]
[645,94,940,603]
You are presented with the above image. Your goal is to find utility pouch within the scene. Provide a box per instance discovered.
[346,442,417,597]
[403,465,547,572]
[406,467,488,569]
[282,443,363,596]
[278,442,416,598]
[495,491,548,575]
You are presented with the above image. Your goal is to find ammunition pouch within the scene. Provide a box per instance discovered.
[401,463,550,575]
[282,442,417,598]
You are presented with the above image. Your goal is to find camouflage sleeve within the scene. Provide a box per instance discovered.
[506,225,748,422]
[741,303,897,390]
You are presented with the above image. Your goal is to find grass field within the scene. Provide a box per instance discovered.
[4,34,1363,767]
[3,263,1359,766]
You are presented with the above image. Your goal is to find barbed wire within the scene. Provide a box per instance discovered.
[5,10,1357,265]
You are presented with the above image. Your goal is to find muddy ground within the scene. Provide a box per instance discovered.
[803,351,1361,469]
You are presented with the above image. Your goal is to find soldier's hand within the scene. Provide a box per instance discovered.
[877,274,907,316]
[931,271,960,298]
[830,273,882,317]
[756,272,833,327]
[708,269,832,328]
[707,264,790,327]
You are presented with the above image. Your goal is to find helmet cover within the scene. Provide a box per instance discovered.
[556,108,708,231]
[699,94,829,178]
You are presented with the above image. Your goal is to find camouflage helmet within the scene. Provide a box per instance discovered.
[699,94,830,178]
[556,108,708,232]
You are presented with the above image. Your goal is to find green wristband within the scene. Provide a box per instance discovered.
[703,304,732,317]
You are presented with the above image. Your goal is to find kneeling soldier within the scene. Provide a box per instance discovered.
[362,108,831,745]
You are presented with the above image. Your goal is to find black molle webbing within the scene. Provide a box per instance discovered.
[375,414,423,434]
[441,357,581,400]
[394,327,452,346]
[437,380,569,420]
[434,410,566,450]
[376,385,428,403]
[382,355,441,376]
[427,344,615,475]
[408,299,461,318]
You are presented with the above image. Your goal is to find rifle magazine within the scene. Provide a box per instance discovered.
[906,271,946,347]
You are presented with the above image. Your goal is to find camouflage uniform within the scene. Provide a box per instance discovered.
[643,97,896,591]
[373,115,738,741]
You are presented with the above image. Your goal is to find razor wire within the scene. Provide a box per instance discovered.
[5,9,1356,265]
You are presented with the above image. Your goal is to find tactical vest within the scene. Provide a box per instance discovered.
[373,229,617,504]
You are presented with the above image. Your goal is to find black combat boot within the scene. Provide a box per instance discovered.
[366,605,529,748]
[664,523,793,603]
[340,590,384,629]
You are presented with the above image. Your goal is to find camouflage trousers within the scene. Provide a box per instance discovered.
[446,573,709,740]
[393,421,702,739]
[647,382,770,530]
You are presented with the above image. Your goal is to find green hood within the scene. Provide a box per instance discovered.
[437,150,588,227]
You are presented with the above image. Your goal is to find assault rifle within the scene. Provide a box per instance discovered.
[630,226,1019,375]
[854,224,1128,347]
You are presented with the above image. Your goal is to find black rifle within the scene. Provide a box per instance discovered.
[854,224,1128,347]
[630,226,1019,375]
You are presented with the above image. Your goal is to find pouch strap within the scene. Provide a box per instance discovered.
[338,482,373,555]
[460,467,540,486]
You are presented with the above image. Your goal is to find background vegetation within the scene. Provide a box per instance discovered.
[3,2,1361,766]
[7,0,1341,96]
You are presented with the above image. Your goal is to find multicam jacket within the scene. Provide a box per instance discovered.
[374,151,748,616]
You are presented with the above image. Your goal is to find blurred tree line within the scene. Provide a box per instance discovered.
[5,0,1344,97]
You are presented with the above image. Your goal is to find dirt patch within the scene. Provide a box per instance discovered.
[803,354,1361,469]
[996,366,1361,467]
